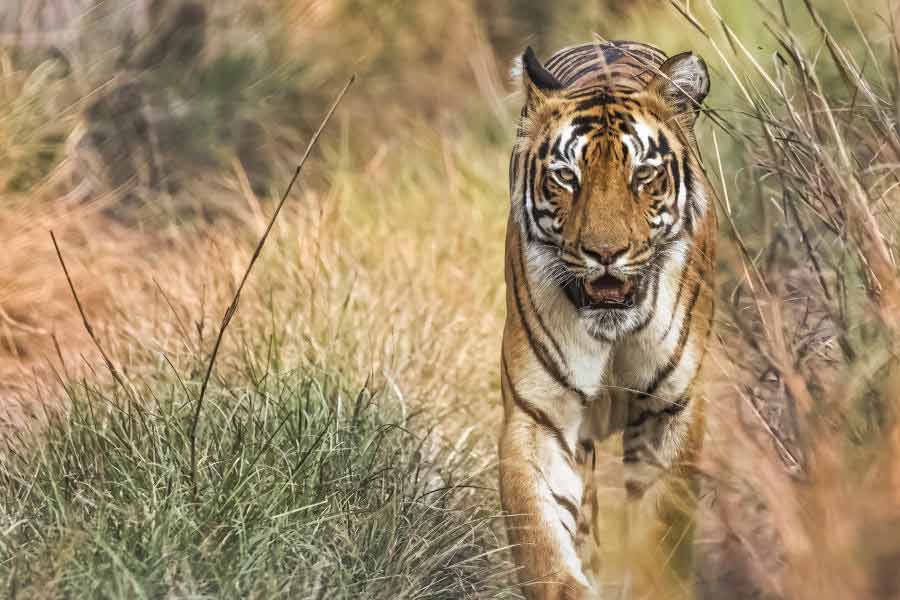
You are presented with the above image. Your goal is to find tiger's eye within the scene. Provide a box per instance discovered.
[634,164,661,182]
[552,167,578,186]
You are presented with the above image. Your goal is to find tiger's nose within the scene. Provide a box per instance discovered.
[581,243,629,265]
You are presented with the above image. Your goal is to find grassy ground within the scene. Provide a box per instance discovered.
[2,340,513,598]
[0,85,514,598]
[4,0,900,598]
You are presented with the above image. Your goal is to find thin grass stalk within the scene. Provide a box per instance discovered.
[188,75,355,501]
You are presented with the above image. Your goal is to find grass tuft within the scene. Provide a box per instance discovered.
[0,359,514,599]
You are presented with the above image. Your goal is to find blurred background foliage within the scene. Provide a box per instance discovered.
[0,0,882,220]
[3,1,900,598]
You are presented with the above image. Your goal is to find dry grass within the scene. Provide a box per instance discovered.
[672,2,900,598]
[0,86,516,596]
[1,120,510,431]
[5,0,900,598]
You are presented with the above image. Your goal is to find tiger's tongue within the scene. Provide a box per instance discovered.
[584,275,632,302]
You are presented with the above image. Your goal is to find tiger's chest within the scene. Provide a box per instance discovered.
[540,247,689,393]
[550,318,610,397]
[541,245,698,438]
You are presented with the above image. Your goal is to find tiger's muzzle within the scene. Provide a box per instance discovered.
[562,271,642,311]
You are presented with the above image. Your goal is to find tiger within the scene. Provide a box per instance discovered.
[499,40,716,599]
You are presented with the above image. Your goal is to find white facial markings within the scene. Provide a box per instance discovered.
[623,118,664,189]
[558,124,577,149]
[524,242,565,315]
[569,133,588,165]
[622,134,640,169]
[513,145,533,229]
[676,153,687,209]
[548,123,585,194]
[632,119,656,157]
[651,207,676,232]
[524,124,584,239]
[548,161,580,193]
[690,172,707,219]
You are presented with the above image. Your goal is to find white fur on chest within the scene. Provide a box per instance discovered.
[614,240,691,389]
[557,316,610,398]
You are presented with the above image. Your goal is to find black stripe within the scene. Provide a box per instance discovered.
[502,356,573,459]
[671,151,682,224]
[517,237,568,364]
[657,131,671,155]
[558,49,602,81]
[683,147,695,200]
[628,395,689,429]
[552,492,580,525]
[533,206,556,223]
[644,290,698,397]
[570,114,605,130]
[661,249,693,340]
[515,244,590,403]
[563,134,578,160]
[544,41,667,88]
[643,242,707,398]
[509,243,580,402]
[537,138,550,160]
[567,85,609,100]
[574,92,617,112]
[621,48,664,65]
[540,173,555,199]
[569,64,605,83]
[579,439,597,470]
[569,124,593,143]
[546,46,594,71]
[682,148,695,235]
[522,153,535,242]
[631,263,663,333]
[550,134,563,160]
[602,46,625,63]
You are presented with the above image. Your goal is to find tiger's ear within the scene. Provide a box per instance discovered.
[519,46,563,111]
[648,51,709,126]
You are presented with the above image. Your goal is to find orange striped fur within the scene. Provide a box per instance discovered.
[500,41,716,599]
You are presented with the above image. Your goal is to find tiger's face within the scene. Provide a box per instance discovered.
[512,46,710,339]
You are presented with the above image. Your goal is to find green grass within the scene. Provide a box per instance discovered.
[0,351,515,599]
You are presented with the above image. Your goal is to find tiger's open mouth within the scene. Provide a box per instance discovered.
[563,273,637,310]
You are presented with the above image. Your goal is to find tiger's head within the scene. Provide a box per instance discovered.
[511,43,710,340]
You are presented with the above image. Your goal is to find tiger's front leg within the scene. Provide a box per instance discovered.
[499,366,594,599]
[499,419,593,599]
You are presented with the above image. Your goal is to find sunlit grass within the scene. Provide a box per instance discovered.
[0,116,516,597]
[0,356,513,598]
